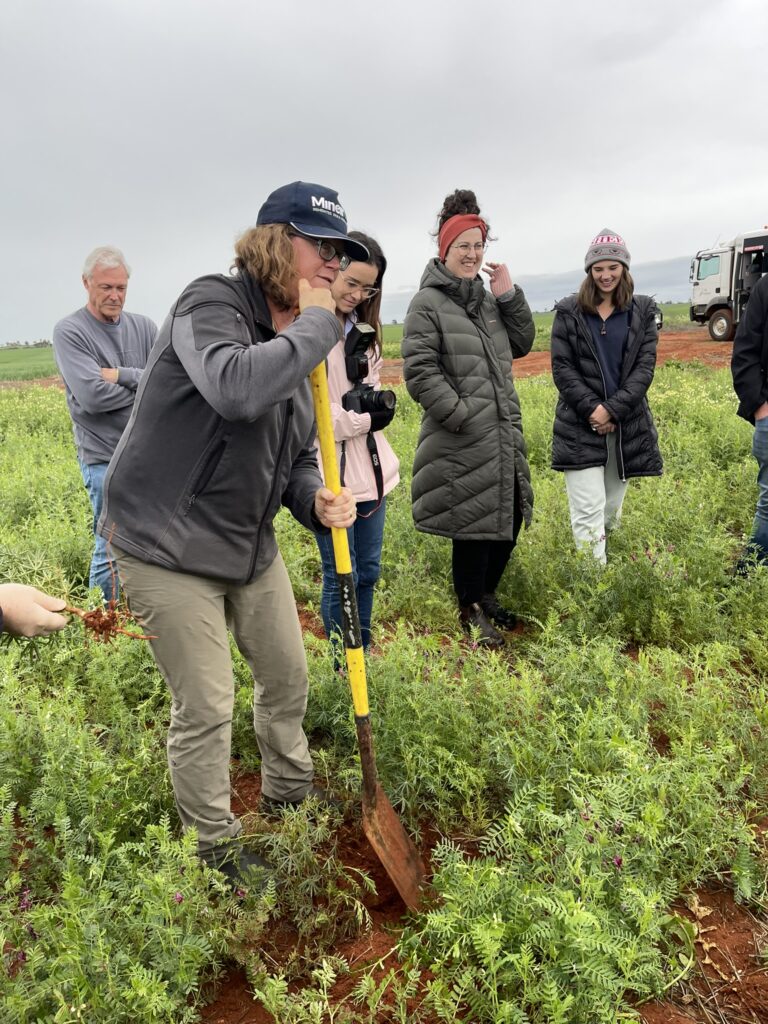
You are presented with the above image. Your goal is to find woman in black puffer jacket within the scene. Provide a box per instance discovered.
[551,229,662,563]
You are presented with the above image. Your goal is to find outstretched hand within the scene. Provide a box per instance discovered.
[298,278,336,315]
[482,262,514,297]
[0,583,69,637]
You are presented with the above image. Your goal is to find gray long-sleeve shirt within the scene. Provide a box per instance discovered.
[52,306,157,464]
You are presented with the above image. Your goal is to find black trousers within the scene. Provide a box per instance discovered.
[451,494,523,606]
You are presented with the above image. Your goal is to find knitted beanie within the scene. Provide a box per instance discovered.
[584,229,631,271]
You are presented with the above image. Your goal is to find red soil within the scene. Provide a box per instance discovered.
[637,885,768,1023]
[202,765,768,1024]
[200,769,438,1024]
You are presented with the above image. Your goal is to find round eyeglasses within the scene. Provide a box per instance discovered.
[338,274,379,300]
[450,242,487,255]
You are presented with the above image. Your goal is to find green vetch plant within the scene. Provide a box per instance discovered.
[0,821,239,1024]
[3,364,768,1023]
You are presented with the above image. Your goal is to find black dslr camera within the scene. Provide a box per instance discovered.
[341,322,397,421]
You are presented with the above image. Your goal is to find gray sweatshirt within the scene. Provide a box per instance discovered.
[52,306,157,464]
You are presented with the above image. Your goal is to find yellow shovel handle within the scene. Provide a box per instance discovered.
[310,361,369,718]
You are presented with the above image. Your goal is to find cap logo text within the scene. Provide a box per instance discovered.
[311,195,346,220]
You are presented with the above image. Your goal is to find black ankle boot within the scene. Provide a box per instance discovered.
[202,842,275,890]
[459,603,504,647]
[479,593,517,629]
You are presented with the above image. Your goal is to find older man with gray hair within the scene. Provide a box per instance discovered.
[53,246,156,602]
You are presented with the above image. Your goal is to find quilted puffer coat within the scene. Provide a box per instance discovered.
[550,293,663,478]
[402,259,534,539]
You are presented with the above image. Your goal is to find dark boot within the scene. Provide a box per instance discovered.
[459,603,504,647]
[260,784,345,818]
[202,841,275,890]
[479,593,517,629]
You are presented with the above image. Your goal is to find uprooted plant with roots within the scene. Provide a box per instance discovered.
[65,601,156,643]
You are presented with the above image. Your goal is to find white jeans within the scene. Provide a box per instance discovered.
[564,433,629,564]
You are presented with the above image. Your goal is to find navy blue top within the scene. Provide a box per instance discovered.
[585,307,630,397]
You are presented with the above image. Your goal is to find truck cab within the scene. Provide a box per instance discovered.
[690,231,768,341]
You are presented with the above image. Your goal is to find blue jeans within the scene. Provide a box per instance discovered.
[315,497,386,653]
[749,417,768,561]
[79,459,119,603]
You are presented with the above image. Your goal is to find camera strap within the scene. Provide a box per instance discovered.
[339,432,385,516]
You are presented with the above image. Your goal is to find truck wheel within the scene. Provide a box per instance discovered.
[708,309,734,342]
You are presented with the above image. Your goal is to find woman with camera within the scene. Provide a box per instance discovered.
[402,189,535,648]
[314,231,399,660]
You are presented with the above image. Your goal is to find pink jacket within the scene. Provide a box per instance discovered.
[315,337,400,503]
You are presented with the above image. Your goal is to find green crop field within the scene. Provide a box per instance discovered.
[1,365,766,1023]
[0,345,58,381]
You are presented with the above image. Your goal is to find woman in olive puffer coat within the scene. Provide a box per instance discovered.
[551,229,662,563]
[402,189,535,647]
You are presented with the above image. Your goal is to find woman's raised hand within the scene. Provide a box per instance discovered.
[298,279,336,314]
[482,262,514,297]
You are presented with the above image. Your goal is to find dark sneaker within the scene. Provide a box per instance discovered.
[479,593,517,629]
[459,603,505,648]
[203,842,274,889]
[260,784,345,818]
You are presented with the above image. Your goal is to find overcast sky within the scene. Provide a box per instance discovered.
[1,0,765,342]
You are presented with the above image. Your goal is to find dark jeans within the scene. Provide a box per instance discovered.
[451,495,523,606]
[315,496,387,651]
[749,417,768,560]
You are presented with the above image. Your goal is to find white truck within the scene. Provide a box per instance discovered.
[689,229,768,341]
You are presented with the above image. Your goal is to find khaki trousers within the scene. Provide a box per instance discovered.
[114,548,314,853]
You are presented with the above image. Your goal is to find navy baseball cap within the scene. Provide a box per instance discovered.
[257,181,369,263]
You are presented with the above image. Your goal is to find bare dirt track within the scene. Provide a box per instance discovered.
[379,329,734,385]
[0,374,63,390]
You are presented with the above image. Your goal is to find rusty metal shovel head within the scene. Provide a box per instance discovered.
[362,782,428,911]
[356,714,428,910]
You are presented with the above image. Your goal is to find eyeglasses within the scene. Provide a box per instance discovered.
[338,274,379,300]
[314,238,350,270]
[291,232,350,270]
[450,242,487,255]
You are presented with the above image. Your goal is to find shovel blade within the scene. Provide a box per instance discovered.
[362,783,428,910]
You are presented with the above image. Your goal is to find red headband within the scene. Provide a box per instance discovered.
[438,214,487,261]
